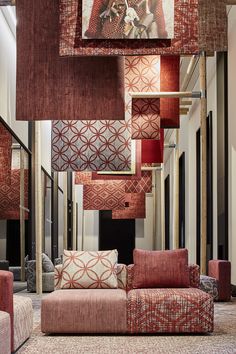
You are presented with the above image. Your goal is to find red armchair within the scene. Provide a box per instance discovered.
[208,260,231,301]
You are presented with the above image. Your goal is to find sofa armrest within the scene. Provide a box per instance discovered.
[54,264,63,290]
[189,264,200,288]
[0,270,14,351]
[208,260,231,301]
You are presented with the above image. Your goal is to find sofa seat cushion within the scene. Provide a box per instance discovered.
[41,289,127,333]
[127,288,214,333]
[0,311,11,354]
[13,295,33,351]
[200,275,219,301]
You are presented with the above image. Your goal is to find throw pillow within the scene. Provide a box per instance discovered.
[60,250,118,289]
[133,248,190,288]
[42,253,54,273]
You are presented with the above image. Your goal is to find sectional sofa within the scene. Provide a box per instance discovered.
[41,249,214,334]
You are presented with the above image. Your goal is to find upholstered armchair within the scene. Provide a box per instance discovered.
[0,270,33,353]
[200,260,231,301]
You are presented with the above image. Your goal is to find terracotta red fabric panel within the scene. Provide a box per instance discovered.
[160,56,180,128]
[0,170,28,220]
[112,193,146,219]
[91,140,142,181]
[59,0,201,56]
[125,171,152,194]
[83,182,126,210]
[141,129,164,164]
[16,0,125,121]
[132,98,160,140]
[132,248,190,288]
[0,271,14,351]
[75,172,104,185]
[0,124,12,185]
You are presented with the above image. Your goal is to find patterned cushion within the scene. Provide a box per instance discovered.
[189,264,200,288]
[60,250,118,289]
[54,264,63,290]
[116,264,127,290]
[133,249,190,288]
[42,253,54,273]
[127,288,214,333]
[200,275,219,301]
[0,311,11,354]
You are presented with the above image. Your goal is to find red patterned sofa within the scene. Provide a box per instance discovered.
[41,249,214,334]
[0,270,33,353]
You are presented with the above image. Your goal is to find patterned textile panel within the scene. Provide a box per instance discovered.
[141,130,164,163]
[75,172,104,185]
[189,264,200,288]
[55,263,127,290]
[54,264,63,290]
[91,140,142,181]
[131,98,160,140]
[0,311,11,354]
[0,170,28,220]
[0,124,12,185]
[116,264,127,290]
[127,288,214,333]
[59,0,201,56]
[112,192,146,219]
[83,182,126,210]
[160,56,180,128]
[60,250,118,289]
[125,171,152,193]
[52,120,131,172]
[16,0,125,121]
[200,275,219,301]
[13,296,33,351]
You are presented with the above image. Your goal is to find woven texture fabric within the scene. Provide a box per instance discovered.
[127,263,200,291]
[60,250,118,289]
[0,169,28,220]
[189,264,200,288]
[16,0,125,121]
[0,123,12,185]
[131,98,160,140]
[160,55,180,128]
[112,192,146,219]
[0,271,14,351]
[127,288,214,333]
[41,289,127,333]
[13,295,33,352]
[83,182,126,210]
[42,253,54,273]
[0,311,11,354]
[200,275,219,301]
[52,120,131,172]
[132,249,190,288]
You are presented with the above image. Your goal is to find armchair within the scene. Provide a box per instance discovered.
[0,270,33,352]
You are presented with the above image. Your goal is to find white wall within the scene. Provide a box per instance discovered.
[164,55,218,265]
[0,8,28,147]
[40,121,52,174]
[228,5,236,284]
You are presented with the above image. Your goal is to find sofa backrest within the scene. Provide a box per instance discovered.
[126,263,200,290]
[54,263,128,290]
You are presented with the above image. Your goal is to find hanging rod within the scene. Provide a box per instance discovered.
[129,91,201,99]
